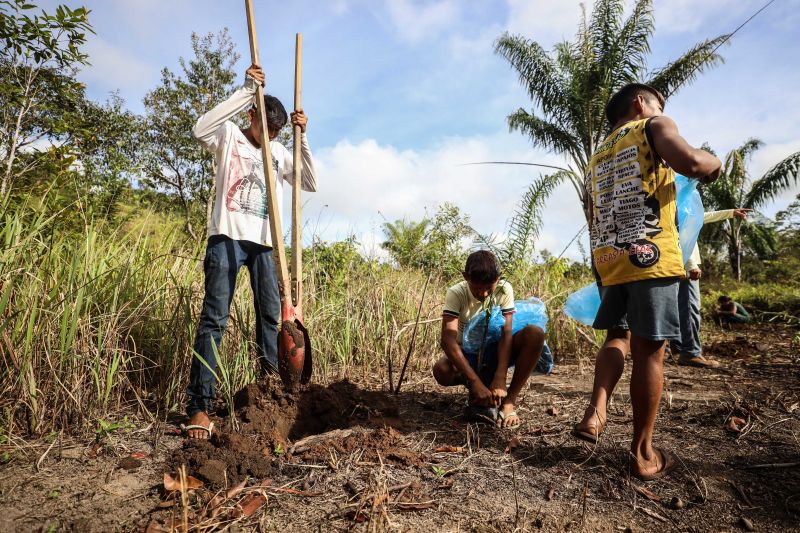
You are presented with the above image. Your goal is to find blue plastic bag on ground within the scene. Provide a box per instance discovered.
[563,175,704,325]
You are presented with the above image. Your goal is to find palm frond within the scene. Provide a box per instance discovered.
[501,171,568,268]
[611,0,654,85]
[494,33,570,122]
[741,219,777,259]
[589,0,624,64]
[744,150,800,209]
[647,34,728,98]
[507,109,582,164]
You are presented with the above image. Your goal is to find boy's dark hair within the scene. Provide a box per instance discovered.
[605,83,666,127]
[464,250,501,284]
[251,94,288,133]
[717,295,732,304]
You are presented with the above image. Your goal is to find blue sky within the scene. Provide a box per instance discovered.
[45,0,800,259]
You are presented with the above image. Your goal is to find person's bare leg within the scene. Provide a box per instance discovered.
[575,328,630,436]
[629,334,668,477]
[187,411,212,440]
[498,326,545,427]
[432,356,463,387]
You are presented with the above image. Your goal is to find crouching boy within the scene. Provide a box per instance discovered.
[432,250,545,428]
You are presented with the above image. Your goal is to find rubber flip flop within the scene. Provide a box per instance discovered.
[496,410,521,429]
[632,448,676,481]
[180,422,214,439]
[464,405,498,424]
[571,422,604,444]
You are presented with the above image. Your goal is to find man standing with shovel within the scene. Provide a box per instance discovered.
[183,61,317,440]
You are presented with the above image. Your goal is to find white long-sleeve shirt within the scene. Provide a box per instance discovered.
[192,76,317,247]
[684,209,735,271]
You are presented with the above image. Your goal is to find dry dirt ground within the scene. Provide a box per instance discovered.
[1,323,799,532]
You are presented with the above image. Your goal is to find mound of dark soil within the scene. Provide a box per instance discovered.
[171,379,401,487]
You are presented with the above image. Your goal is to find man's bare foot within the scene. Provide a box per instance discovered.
[497,402,520,428]
[572,404,606,443]
[631,447,675,481]
[184,411,213,440]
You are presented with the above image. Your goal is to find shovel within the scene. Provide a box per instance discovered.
[244,1,310,390]
[291,33,313,385]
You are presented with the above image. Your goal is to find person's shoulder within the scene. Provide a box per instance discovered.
[446,280,468,295]
[271,140,290,155]
[647,115,678,133]
[496,279,514,294]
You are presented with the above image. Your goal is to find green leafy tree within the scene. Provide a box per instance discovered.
[700,139,800,281]
[73,92,144,218]
[0,0,93,195]
[494,0,728,218]
[382,218,431,268]
[140,29,239,239]
[382,203,473,278]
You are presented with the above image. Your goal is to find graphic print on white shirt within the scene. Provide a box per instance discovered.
[225,140,280,220]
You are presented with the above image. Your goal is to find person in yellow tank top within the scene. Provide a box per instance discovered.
[572,83,722,481]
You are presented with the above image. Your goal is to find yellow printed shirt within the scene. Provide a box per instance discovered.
[586,118,685,286]
[442,280,515,346]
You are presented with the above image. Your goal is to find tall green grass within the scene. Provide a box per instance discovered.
[0,193,597,437]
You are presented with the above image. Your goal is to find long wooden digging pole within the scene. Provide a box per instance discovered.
[291,33,303,311]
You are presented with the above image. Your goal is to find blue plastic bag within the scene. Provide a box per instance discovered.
[462,297,548,351]
[461,297,552,374]
[563,282,601,327]
[675,174,705,264]
[563,175,704,325]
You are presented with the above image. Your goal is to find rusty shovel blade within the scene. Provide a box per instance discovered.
[277,303,305,391]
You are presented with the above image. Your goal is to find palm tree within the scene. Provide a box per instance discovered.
[700,139,800,281]
[475,172,565,273]
[381,218,431,269]
[495,0,729,218]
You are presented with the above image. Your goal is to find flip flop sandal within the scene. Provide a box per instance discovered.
[571,422,605,444]
[180,422,214,438]
[632,448,676,481]
[496,410,521,429]
[464,405,498,424]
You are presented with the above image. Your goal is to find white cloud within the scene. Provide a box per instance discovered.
[382,0,460,43]
[504,0,583,46]
[297,131,587,261]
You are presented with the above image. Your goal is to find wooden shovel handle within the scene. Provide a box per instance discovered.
[244,0,291,301]
[291,33,303,312]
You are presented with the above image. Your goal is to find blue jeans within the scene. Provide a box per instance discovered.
[186,235,280,416]
[670,278,702,358]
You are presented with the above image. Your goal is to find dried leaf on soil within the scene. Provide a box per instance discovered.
[163,472,203,492]
[433,446,463,453]
[236,493,267,518]
[725,416,747,432]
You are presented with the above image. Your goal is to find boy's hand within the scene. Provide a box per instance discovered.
[469,379,494,406]
[733,208,752,219]
[246,64,265,86]
[688,268,702,280]
[489,377,507,405]
[291,108,307,133]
